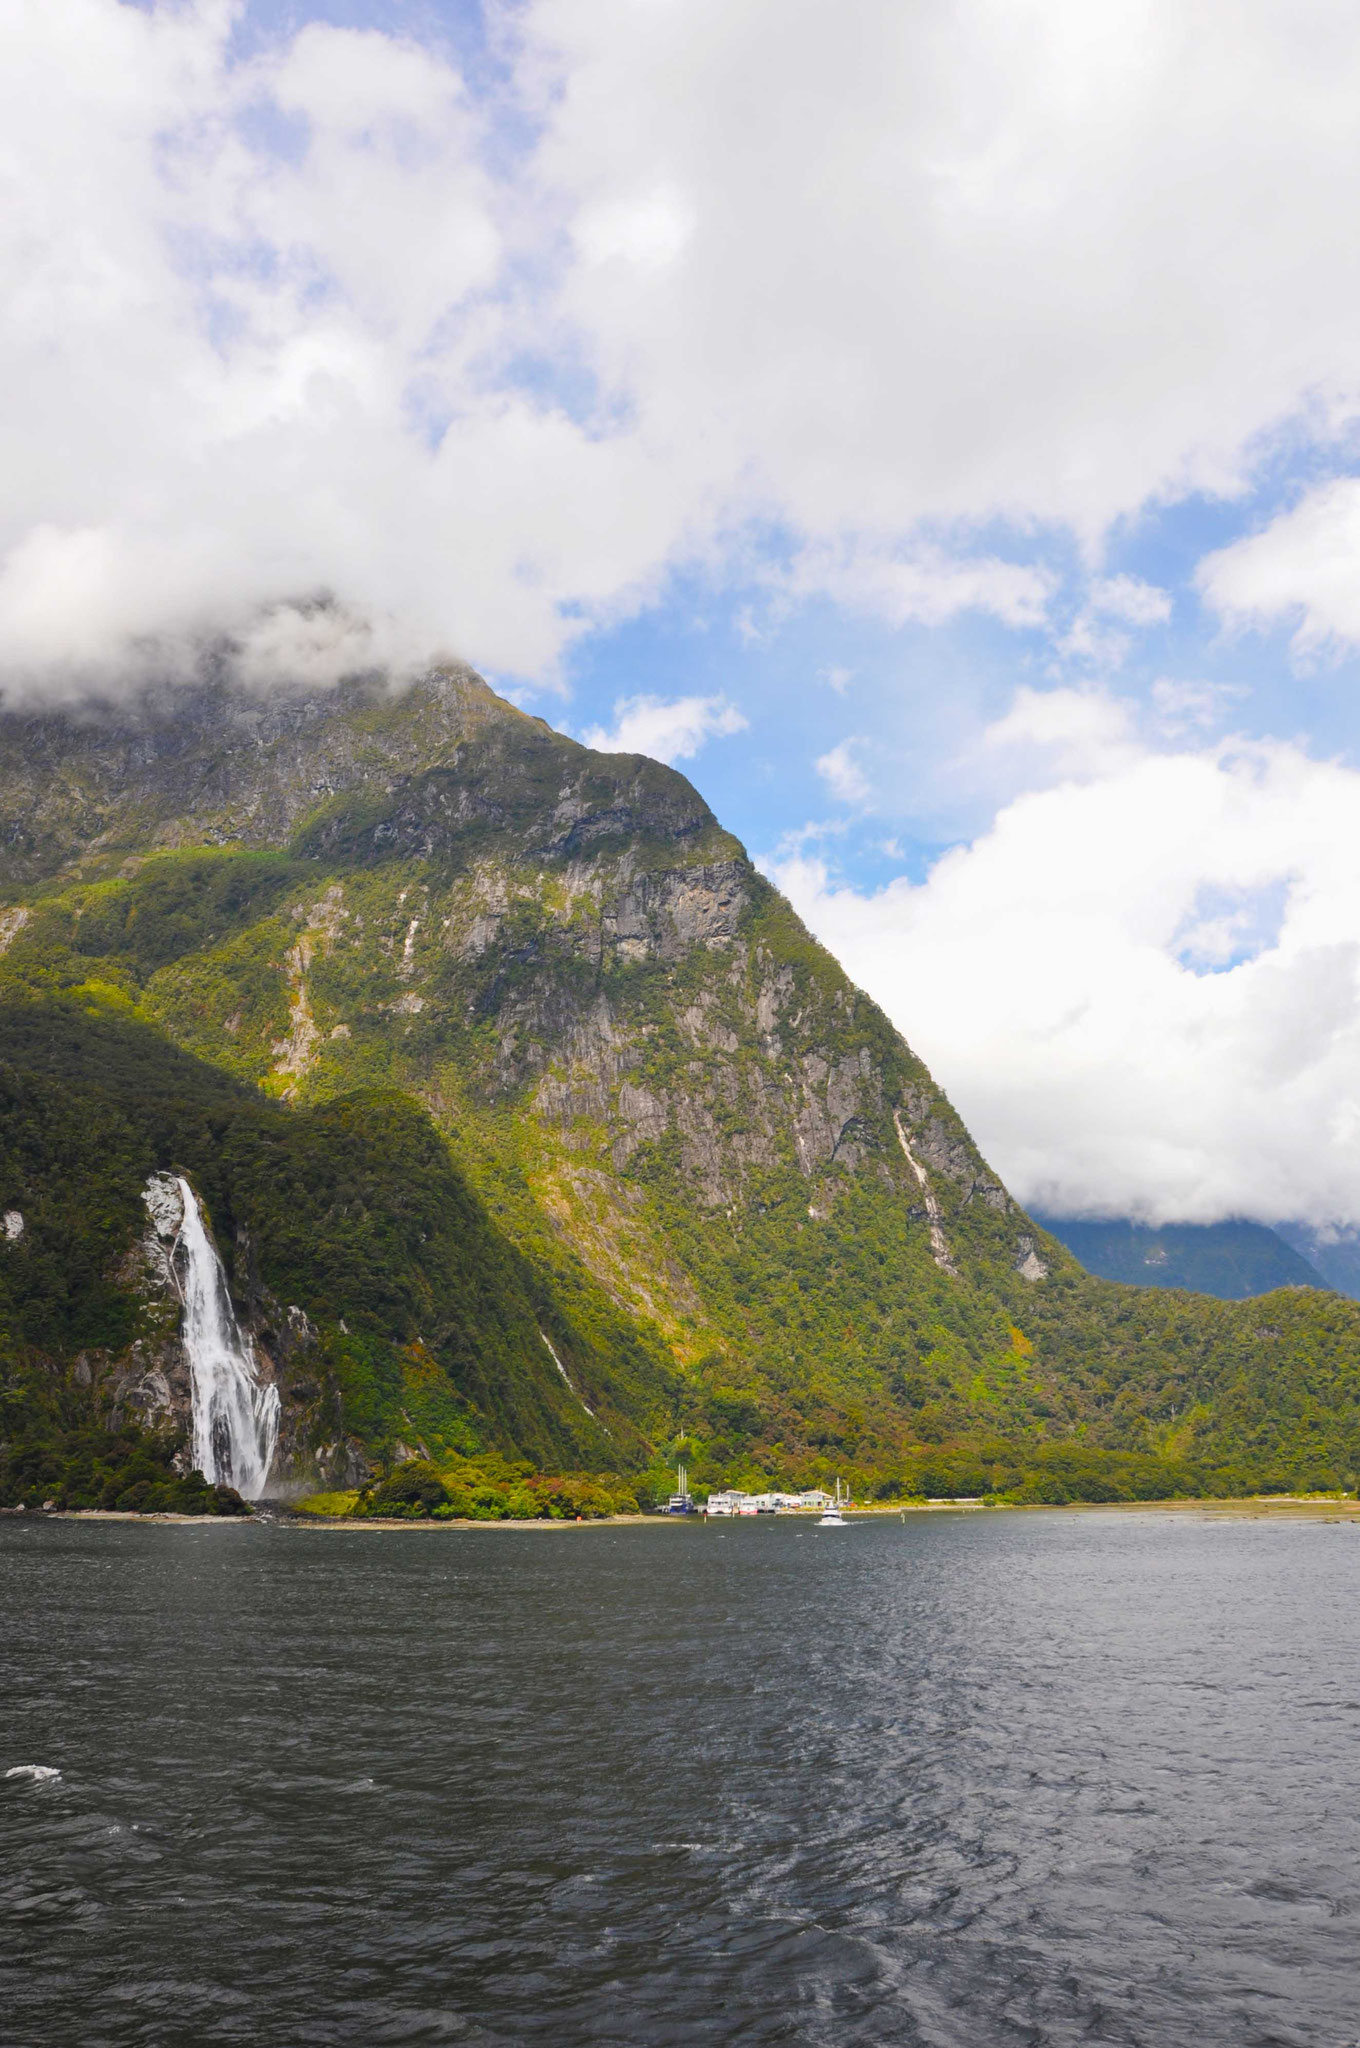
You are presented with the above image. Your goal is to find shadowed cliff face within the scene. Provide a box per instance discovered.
[4,666,1360,1494]
[0,667,511,880]
[0,665,718,883]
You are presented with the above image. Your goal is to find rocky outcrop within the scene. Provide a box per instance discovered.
[893,1109,958,1275]
[1015,1236,1050,1282]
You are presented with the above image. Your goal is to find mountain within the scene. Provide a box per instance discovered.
[1274,1222,1360,1302]
[3,664,1360,1507]
[1033,1215,1328,1300]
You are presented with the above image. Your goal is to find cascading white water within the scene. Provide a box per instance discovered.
[144,1175,280,1498]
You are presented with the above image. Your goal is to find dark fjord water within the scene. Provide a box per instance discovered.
[3,1513,1359,2048]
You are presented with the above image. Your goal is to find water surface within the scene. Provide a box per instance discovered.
[3,1511,1359,2046]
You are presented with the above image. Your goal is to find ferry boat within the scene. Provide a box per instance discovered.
[701,1488,745,1517]
[819,1479,848,1527]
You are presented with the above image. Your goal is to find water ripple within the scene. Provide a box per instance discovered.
[3,1513,1360,2044]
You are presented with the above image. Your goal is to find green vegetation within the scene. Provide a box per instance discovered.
[0,1361,247,1513]
[295,1490,363,1517]
[298,1450,641,1520]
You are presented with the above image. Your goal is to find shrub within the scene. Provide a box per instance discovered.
[367,1458,451,1516]
[528,1474,633,1519]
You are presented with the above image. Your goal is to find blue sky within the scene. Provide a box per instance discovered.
[15,0,1360,1224]
[553,497,1360,883]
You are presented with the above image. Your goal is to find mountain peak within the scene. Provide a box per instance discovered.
[0,664,531,886]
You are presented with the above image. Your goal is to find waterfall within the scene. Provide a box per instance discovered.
[539,1328,595,1416]
[144,1175,280,1499]
[539,1329,612,1436]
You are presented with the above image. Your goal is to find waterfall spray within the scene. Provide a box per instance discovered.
[143,1175,280,1499]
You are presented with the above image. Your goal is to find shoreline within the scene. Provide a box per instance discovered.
[10,1494,1360,1529]
[857,1495,1360,1519]
[18,1508,675,1530]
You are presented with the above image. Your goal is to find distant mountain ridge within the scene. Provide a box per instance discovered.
[1035,1215,1360,1304]
[4,665,1360,1504]
[1275,1222,1360,1302]
[1033,1215,1331,1300]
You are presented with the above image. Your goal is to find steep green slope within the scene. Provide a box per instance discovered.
[2,666,1359,1501]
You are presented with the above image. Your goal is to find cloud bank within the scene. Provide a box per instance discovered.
[9,0,1360,690]
[580,693,746,764]
[0,0,695,693]
[771,697,1360,1229]
[1199,480,1360,661]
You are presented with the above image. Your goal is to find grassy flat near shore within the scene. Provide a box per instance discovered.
[285,1512,667,1530]
[860,1494,1360,1517]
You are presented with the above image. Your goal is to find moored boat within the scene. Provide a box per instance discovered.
[666,1463,695,1514]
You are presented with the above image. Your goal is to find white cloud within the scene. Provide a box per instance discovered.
[778,543,1054,632]
[529,0,1360,548]
[580,692,746,763]
[982,686,1140,782]
[1089,576,1172,627]
[772,818,850,859]
[816,738,872,807]
[1197,477,1360,660]
[8,1,1360,691]
[1057,575,1171,667]
[0,3,702,695]
[1056,616,1133,669]
[573,184,695,271]
[767,709,1360,1228]
[1151,677,1248,737]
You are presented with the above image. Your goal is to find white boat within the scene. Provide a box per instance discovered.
[702,1488,743,1517]
[819,1478,849,1526]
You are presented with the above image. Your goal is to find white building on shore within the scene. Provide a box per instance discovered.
[702,1487,836,1515]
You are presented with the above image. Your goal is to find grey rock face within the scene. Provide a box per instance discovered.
[0,667,506,883]
[1015,1236,1050,1282]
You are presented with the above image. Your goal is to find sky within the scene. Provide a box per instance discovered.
[11,1,1360,1226]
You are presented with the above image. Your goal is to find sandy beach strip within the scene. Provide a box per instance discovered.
[15,1496,1360,1528]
